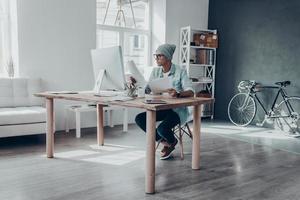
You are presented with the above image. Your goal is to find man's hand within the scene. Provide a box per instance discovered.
[167,88,178,98]
[167,89,194,98]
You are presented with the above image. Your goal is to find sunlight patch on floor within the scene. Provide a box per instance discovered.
[89,144,125,151]
[54,150,100,158]
[89,143,138,151]
[204,124,292,140]
[81,150,145,165]
[202,127,247,135]
[240,130,290,140]
[202,123,291,139]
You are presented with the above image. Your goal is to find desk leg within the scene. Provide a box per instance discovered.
[75,110,81,138]
[97,104,104,146]
[192,105,201,169]
[46,98,54,158]
[123,108,128,132]
[146,110,156,194]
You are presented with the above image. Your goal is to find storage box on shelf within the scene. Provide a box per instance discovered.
[180,26,218,118]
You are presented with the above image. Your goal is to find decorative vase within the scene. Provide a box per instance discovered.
[6,58,14,78]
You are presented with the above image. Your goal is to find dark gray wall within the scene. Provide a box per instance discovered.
[209,0,300,121]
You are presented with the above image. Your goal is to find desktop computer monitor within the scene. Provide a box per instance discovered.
[91,46,126,93]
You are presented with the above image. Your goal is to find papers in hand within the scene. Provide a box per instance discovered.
[126,60,146,87]
[148,77,172,93]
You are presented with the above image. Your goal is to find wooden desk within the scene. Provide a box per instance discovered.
[35,92,213,194]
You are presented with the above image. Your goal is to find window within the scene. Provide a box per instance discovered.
[123,32,148,67]
[96,0,151,73]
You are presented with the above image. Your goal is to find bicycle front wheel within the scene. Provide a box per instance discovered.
[228,93,256,126]
[275,96,300,135]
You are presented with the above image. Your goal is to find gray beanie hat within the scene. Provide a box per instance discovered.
[155,44,176,60]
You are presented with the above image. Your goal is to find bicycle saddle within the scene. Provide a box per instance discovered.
[275,81,291,87]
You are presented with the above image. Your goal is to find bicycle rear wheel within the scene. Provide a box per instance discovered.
[228,93,256,126]
[275,97,300,135]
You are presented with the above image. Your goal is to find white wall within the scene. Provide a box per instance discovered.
[165,0,209,64]
[17,0,97,130]
[151,0,166,62]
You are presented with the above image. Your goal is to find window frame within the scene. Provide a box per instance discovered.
[96,0,152,68]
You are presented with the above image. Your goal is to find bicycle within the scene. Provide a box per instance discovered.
[227,80,300,135]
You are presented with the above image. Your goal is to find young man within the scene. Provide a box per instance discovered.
[134,44,194,160]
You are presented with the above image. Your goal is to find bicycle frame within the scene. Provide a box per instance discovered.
[250,86,294,118]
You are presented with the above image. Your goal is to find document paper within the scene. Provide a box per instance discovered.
[148,77,173,93]
[126,60,146,87]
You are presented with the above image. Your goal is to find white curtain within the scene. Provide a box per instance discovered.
[0,0,11,75]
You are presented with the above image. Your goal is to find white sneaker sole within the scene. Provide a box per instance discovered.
[160,151,174,160]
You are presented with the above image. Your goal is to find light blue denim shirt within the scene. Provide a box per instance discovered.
[146,63,194,124]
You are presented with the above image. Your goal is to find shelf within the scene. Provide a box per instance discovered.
[182,63,214,67]
[201,114,213,117]
[192,81,213,85]
[182,45,216,50]
[180,26,217,119]
[191,28,217,34]
[190,46,216,50]
[190,64,214,67]
[192,80,213,84]
[181,26,217,34]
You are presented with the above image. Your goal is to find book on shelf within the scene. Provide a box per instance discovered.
[195,49,215,65]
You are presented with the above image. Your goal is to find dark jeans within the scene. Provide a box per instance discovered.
[135,109,180,144]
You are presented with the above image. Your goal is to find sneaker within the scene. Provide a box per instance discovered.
[160,140,171,155]
[160,145,169,156]
[161,140,170,147]
[160,139,178,160]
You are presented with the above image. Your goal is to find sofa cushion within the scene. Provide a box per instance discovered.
[0,78,43,108]
[0,106,46,125]
[0,79,13,107]
[27,79,44,106]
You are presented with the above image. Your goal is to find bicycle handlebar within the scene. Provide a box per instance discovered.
[237,80,257,91]
[237,80,291,92]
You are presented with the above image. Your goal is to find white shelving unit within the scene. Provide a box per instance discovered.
[179,26,217,118]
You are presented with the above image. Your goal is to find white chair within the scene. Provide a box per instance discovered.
[173,122,193,160]
[156,108,195,160]
[64,104,128,138]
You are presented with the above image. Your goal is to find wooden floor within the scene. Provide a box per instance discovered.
[1,121,300,200]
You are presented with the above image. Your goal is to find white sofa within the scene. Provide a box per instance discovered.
[0,78,46,138]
